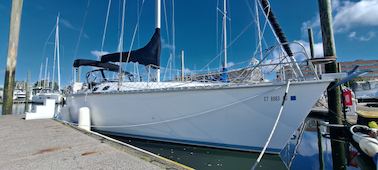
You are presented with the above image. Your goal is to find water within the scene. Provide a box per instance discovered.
[111,135,285,170]
[0,103,32,115]
[0,104,372,169]
[110,119,366,170]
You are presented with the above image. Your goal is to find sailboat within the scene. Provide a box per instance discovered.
[32,15,63,104]
[61,0,335,154]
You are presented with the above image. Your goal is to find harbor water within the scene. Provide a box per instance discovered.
[0,103,374,170]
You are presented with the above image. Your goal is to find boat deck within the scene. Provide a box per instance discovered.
[0,115,191,170]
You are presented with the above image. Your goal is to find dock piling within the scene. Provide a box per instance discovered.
[24,71,30,112]
[318,0,347,169]
[2,0,24,115]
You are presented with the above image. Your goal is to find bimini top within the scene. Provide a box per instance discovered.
[100,28,161,68]
[73,59,120,72]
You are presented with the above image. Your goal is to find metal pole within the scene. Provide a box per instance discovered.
[76,68,80,82]
[56,15,61,91]
[156,0,161,82]
[223,0,228,68]
[307,28,317,75]
[181,50,185,81]
[307,28,315,59]
[44,57,48,88]
[318,0,346,169]
[38,63,43,87]
[24,71,30,112]
[2,0,24,115]
[52,15,59,91]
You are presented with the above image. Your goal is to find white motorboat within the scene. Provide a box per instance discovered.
[13,89,26,100]
[61,0,334,154]
[31,89,63,104]
[353,80,378,103]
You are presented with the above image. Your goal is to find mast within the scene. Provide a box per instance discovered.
[47,72,50,88]
[181,50,185,81]
[57,14,61,91]
[43,57,48,88]
[156,0,161,82]
[52,15,59,91]
[38,63,43,87]
[255,0,262,61]
[222,0,227,69]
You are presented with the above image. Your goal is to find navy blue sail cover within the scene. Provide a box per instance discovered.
[100,28,161,68]
[73,59,120,72]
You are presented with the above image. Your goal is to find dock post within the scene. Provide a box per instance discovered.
[316,121,325,170]
[307,28,315,59]
[24,71,30,112]
[2,0,24,115]
[79,107,91,131]
[307,28,318,77]
[318,0,347,169]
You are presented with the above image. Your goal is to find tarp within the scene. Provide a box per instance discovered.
[100,28,161,68]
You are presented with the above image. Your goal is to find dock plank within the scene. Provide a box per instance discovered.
[0,115,188,170]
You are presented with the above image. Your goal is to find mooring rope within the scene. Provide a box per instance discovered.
[251,80,291,170]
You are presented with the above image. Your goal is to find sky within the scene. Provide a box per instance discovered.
[0,0,377,87]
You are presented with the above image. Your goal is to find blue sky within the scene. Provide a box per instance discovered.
[0,0,377,86]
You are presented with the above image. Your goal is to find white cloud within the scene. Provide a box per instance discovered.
[184,68,191,74]
[332,0,341,9]
[333,0,378,32]
[293,40,324,59]
[60,18,77,30]
[301,16,320,37]
[83,33,90,39]
[269,41,324,65]
[91,50,109,59]
[162,43,175,51]
[161,38,175,51]
[301,0,378,42]
[348,31,357,38]
[348,31,376,41]
[227,62,235,68]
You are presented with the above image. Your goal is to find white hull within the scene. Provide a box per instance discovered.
[32,93,63,104]
[62,81,330,153]
[355,89,378,100]
[13,90,26,100]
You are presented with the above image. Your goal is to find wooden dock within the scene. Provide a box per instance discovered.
[0,115,192,170]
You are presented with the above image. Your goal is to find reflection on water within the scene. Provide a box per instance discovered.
[109,118,367,170]
[110,135,286,170]
[0,103,61,116]
[0,103,32,115]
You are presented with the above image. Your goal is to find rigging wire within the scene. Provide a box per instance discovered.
[73,0,91,59]
[200,20,254,71]
[172,0,177,79]
[216,0,219,55]
[137,0,140,47]
[124,0,146,66]
[72,0,91,83]
[117,0,126,90]
[100,0,112,57]
[41,24,56,86]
